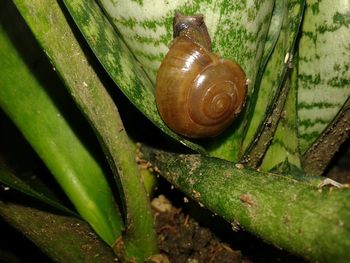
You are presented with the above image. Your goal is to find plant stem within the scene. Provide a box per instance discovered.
[0,1,122,245]
[142,146,350,262]
[12,0,158,260]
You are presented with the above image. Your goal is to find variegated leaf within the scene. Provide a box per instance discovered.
[297,0,350,153]
[261,67,301,171]
[98,0,275,161]
[241,0,305,157]
[63,0,206,153]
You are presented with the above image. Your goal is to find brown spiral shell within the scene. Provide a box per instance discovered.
[155,13,247,138]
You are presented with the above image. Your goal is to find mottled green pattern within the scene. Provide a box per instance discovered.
[63,0,205,153]
[142,146,350,263]
[99,0,275,161]
[260,0,286,65]
[240,0,287,154]
[242,0,305,154]
[204,0,276,161]
[297,0,350,153]
[210,0,275,93]
[261,68,301,171]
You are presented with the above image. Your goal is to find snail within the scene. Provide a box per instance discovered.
[155,12,247,138]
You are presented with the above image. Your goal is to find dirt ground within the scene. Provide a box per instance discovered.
[150,191,306,263]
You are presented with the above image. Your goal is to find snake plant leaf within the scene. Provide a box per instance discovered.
[0,2,122,245]
[302,97,350,176]
[241,0,305,163]
[99,0,274,86]
[259,0,287,68]
[62,0,205,154]
[260,67,301,171]
[297,0,350,154]
[0,165,76,216]
[94,0,275,161]
[240,0,287,153]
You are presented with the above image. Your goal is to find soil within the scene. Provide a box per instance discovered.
[150,192,304,263]
[150,194,247,263]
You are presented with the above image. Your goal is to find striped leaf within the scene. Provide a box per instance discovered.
[302,97,350,176]
[261,67,301,171]
[241,0,305,163]
[95,0,275,161]
[62,0,205,154]
[100,0,274,85]
[297,0,350,153]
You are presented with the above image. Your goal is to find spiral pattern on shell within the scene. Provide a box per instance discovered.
[156,36,247,138]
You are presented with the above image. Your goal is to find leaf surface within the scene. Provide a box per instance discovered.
[0,165,75,216]
[297,0,350,153]
[0,1,122,245]
[88,0,276,160]
[63,0,205,154]
[241,0,305,160]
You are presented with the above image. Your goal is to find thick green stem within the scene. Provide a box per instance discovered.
[142,146,350,262]
[0,1,122,245]
[12,0,158,260]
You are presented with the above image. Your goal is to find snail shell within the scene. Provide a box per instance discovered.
[155,13,247,138]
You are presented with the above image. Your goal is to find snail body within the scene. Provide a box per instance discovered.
[156,12,247,138]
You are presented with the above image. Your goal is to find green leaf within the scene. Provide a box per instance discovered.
[142,146,350,263]
[92,0,276,160]
[297,0,350,153]
[241,0,305,164]
[260,66,301,171]
[99,0,274,86]
[0,165,76,216]
[260,0,287,68]
[0,1,122,245]
[240,0,287,153]
[302,97,350,176]
[62,0,205,154]
[14,0,158,260]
